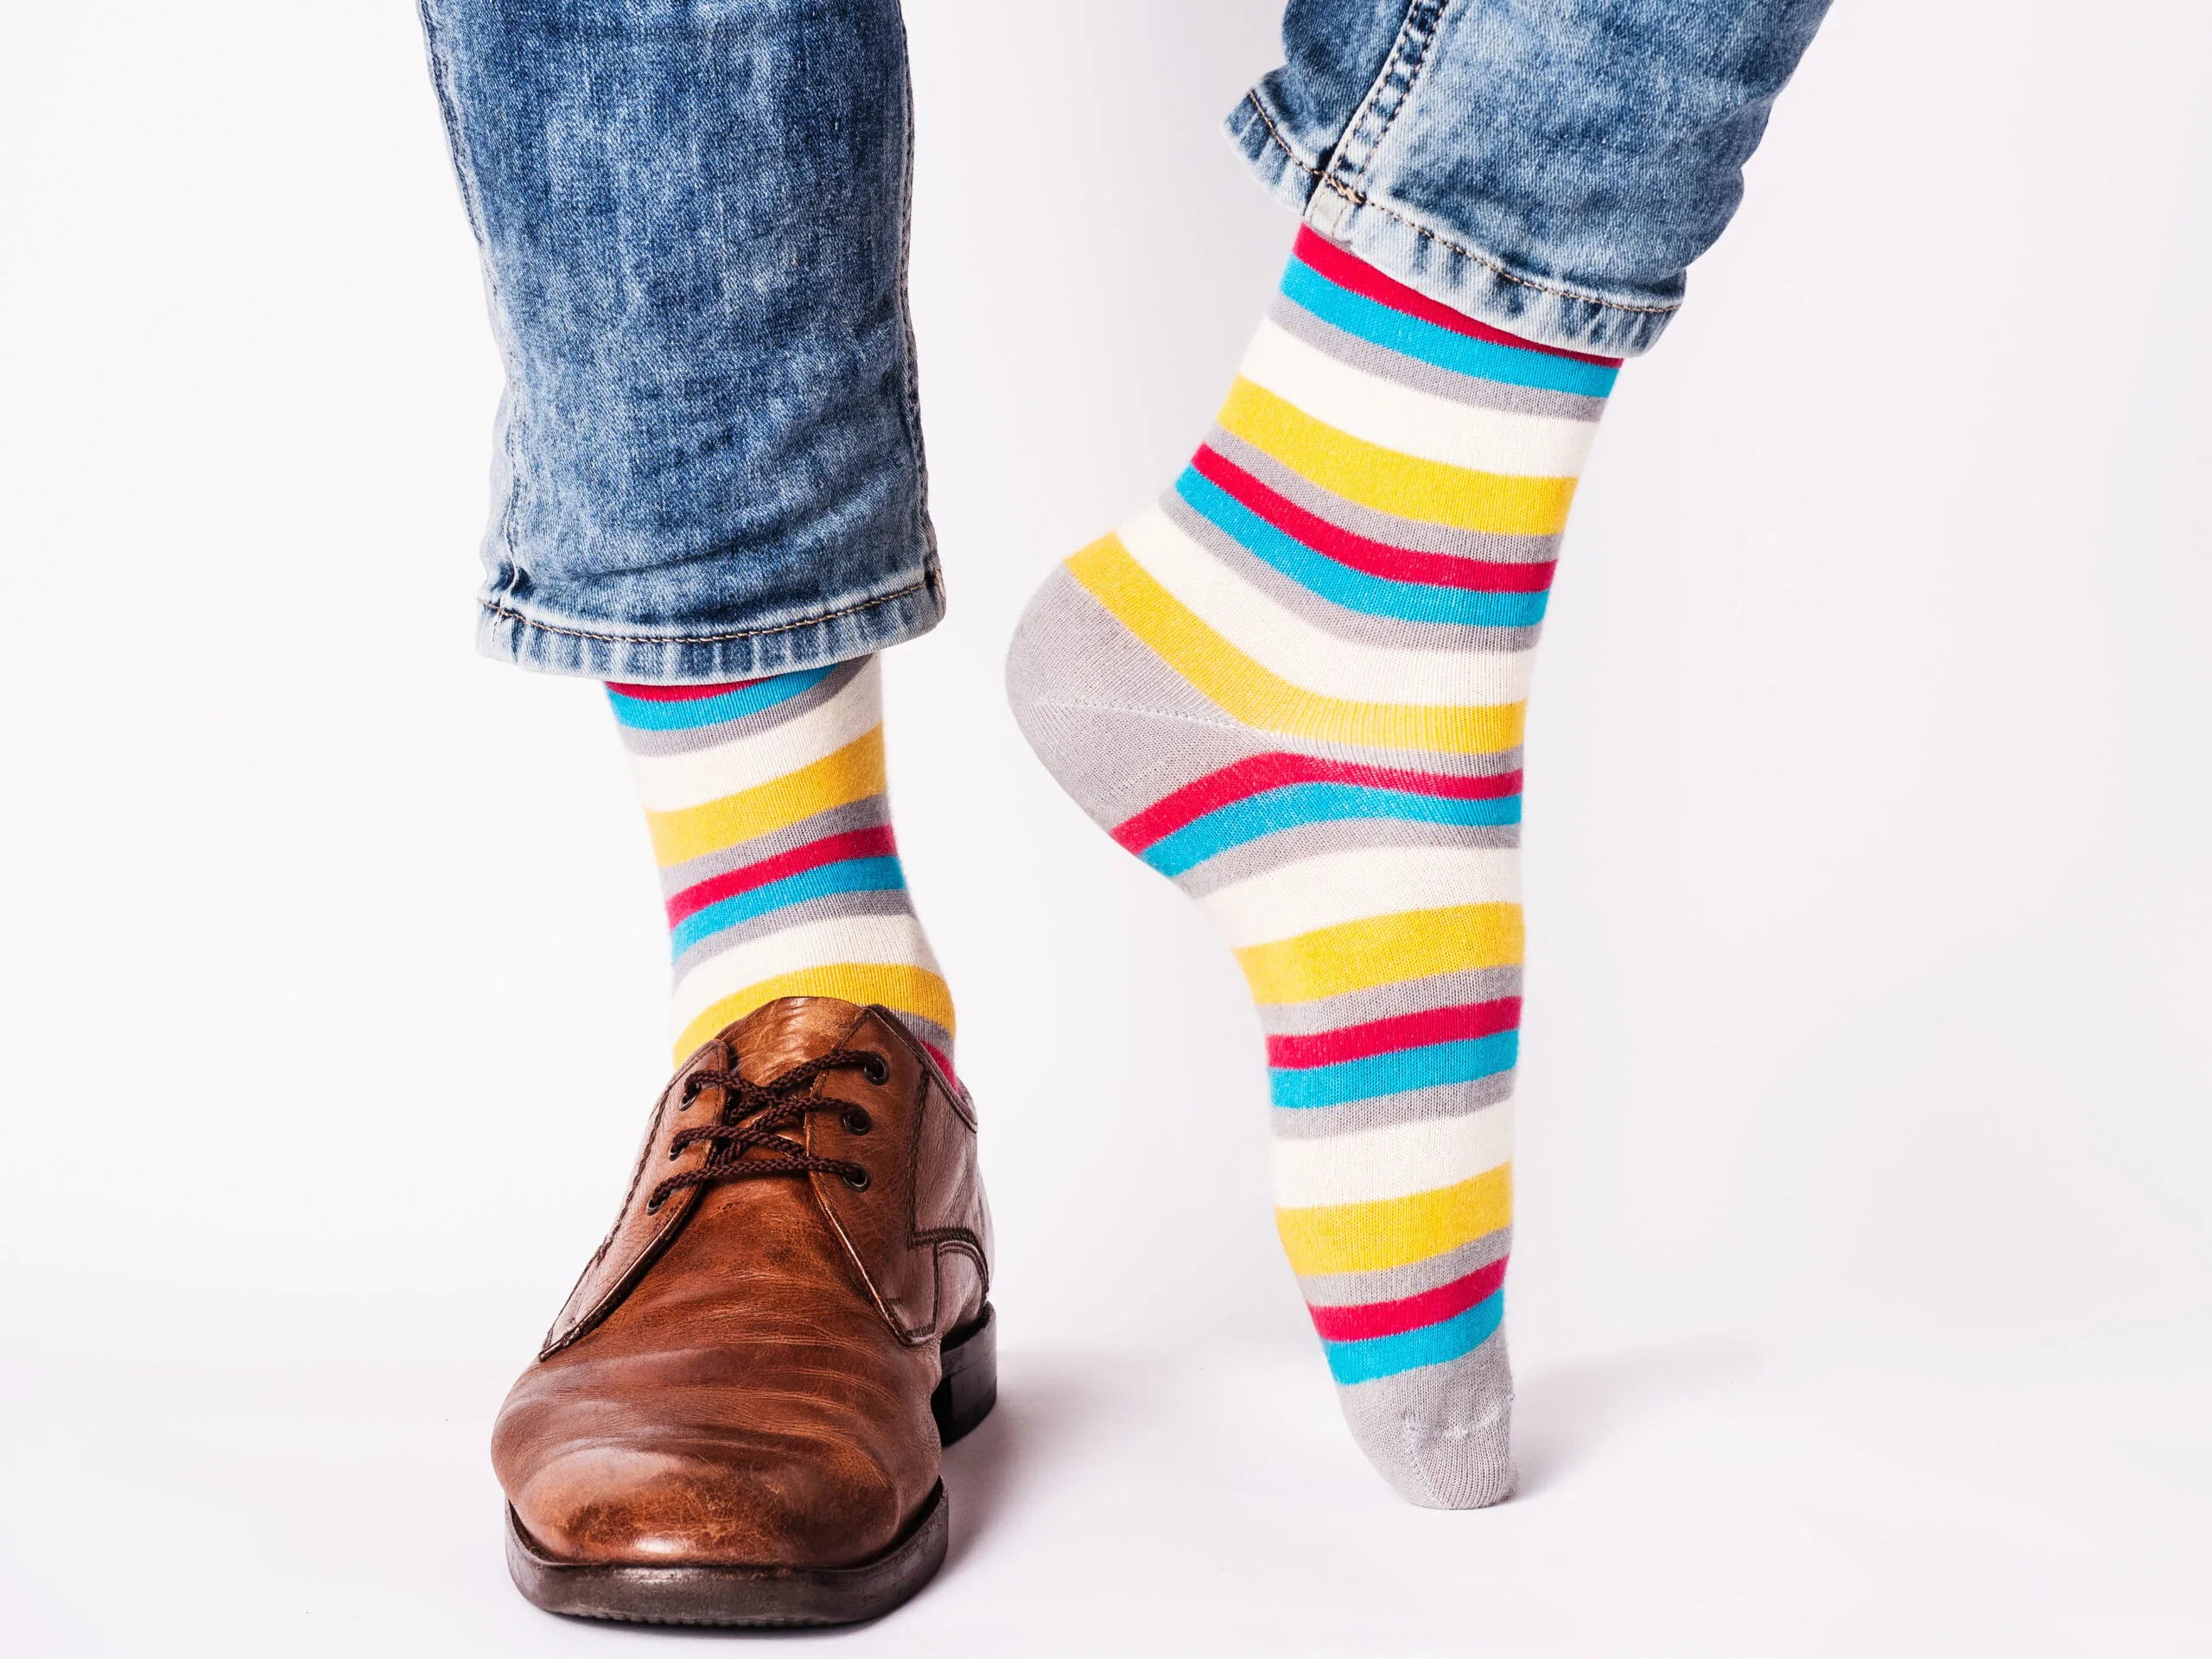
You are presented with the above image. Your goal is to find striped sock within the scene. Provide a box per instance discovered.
[1006,228,1618,1507]
[607,658,957,1072]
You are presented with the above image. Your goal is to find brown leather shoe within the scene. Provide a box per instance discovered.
[492,996,995,1627]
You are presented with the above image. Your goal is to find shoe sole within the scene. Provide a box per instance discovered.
[504,1304,998,1629]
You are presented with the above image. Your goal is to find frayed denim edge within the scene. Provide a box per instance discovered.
[474,560,945,683]
[1224,93,1677,359]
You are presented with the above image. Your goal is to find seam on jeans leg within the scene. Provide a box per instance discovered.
[417,0,531,603]
[414,0,487,249]
[1245,95,1680,320]
[890,33,937,599]
[479,574,932,647]
[494,385,524,601]
[1325,0,1451,195]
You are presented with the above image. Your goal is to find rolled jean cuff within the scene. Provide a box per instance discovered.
[1226,93,1673,359]
[475,558,946,683]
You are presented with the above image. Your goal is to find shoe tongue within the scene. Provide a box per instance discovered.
[722,995,869,1081]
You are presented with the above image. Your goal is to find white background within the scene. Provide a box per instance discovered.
[3,2,2209,1653]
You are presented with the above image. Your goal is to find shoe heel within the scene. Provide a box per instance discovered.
[931,1303,996,1446]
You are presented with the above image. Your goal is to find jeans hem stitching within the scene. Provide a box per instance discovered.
[478,573,934,647]
[1242,93,1681,320]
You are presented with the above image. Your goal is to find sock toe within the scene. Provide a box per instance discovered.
[1337,1334,1516,1510]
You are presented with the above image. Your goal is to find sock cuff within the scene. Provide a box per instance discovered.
[606,665,849,734]
[607,677,771,701]
[1289,227,1624,368]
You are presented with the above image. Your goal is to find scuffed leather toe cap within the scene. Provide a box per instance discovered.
[505,1435,910,1569]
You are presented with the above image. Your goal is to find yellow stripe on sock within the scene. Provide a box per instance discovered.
[1235,904,1523,1005]
[646,728,886,868]
[673,962,957,1066]
[1219,378,1577,536]
[1276,1163,1513,1275]
[1066,537,1523,756]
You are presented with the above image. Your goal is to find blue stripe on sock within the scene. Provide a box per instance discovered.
[1281,260,1619,398]
[1175,470,1550,629]
[669,856,908,956]
[1322,1289,1505,1386]
[1269,1032,1520,1109]
[1142,785,1521,877]
[607,667,833,732]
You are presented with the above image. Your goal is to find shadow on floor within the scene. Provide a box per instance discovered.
[939,1361,1116,1574]
[1511,1339,1760,1499]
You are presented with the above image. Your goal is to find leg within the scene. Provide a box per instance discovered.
[1230,0,1835,355]
[1008,0,1832,1506]
[416,0,938,678]
[414,2,990,1625]
[416,0,957,1065]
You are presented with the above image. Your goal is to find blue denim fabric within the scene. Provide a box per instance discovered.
[1232,0,1833,357]
[416,0,938,680]
[419,2,1829,682]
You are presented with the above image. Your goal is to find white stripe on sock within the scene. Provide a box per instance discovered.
[1272,1100,1516,1209]
[1201,846,1521,949]
[1117,505,1536,704]
[625,661,883,811]
[670,912,943,1039]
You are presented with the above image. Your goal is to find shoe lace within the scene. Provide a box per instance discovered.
[646,1048,886,1212]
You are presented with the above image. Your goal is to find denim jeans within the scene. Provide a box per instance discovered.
[417,1,1830,683]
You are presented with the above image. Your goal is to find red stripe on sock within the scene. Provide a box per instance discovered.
[664,825,899,926]
[1310,1256,1510,1344]
[607,677,768,702]
[921,1041,957,1087]
[1267,999,1522,1070]
[1193,445,1556,593]
[1292,227,1624,366]
[1111,754,1522,854]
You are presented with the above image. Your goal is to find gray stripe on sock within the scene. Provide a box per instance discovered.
[1271,1071,1516,1139]
[614,659,868,757]
[1159,489,1541,655]
[1207,428,1562,565]
[658,797,895,899]
[1135,728,1530,839]
[881,1008,953,1057]
[1109,741,1530,882]
[1175,820,1521,899]
[1270,295,1608,425]
[1299,1224,1513,1310]
[671,888,917,981]
[1255,967,1524,1035]
[1143,721,1530,801]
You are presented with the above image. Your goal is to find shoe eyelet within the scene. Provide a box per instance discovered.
[645,1194,664,1213]
[841,1106,873,1136]
[860,1053,890,1086]
[841,1166,871,1192]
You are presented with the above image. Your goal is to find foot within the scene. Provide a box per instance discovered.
[1007,229,1617,1507]
[493,997,995,1625]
